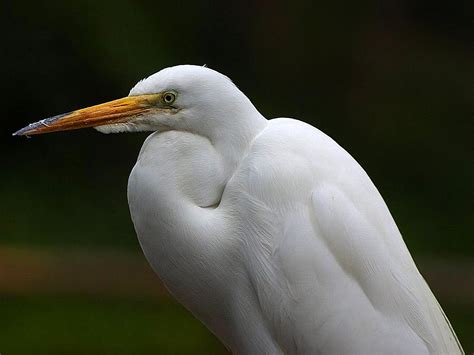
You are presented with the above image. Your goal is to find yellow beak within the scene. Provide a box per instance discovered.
[13,94,162,136]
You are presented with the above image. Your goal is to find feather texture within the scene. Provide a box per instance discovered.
[125,65,463,354]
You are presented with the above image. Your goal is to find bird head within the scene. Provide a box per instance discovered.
[13,65,260,139]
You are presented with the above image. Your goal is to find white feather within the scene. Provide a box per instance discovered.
[122,65,463,354]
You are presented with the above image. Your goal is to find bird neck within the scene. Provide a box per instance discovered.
[128,107,269,350]
[206,102,268,180]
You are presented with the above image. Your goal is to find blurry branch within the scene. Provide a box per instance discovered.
[0,246,472,305]
[0,246,166,299]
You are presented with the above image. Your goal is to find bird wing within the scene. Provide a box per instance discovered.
[239,118,463,354]
[306,182,463,354]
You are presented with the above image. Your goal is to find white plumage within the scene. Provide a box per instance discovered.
[16,65,463,354]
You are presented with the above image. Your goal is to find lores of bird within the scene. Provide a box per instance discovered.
[15,65,463,354]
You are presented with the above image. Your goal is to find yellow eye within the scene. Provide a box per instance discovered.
[163,92,176,104]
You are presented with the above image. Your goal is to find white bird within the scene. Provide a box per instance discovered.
[14,65,463,354]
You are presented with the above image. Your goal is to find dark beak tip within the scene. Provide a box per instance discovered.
[12,126,32,137]
[12,129,24,136]
[12,112,74,137]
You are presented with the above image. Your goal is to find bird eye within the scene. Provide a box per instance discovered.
[162,92,176,105]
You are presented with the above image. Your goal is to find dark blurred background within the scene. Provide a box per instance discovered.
[1,0,473,353]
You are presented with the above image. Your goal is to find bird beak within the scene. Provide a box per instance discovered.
[13,94,162,136]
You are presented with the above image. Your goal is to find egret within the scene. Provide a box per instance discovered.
[14,65,463,354]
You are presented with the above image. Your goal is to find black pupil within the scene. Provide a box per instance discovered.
[165,94,173,102]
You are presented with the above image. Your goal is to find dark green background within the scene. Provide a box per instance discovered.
[2,0,473,353]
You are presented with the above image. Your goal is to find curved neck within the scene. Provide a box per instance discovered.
[201,97,268,179]
[218,118,267,180]
[128,96,269,348]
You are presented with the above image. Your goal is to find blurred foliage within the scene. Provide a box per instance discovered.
[1,0,473,353]
[0,296,225,354]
